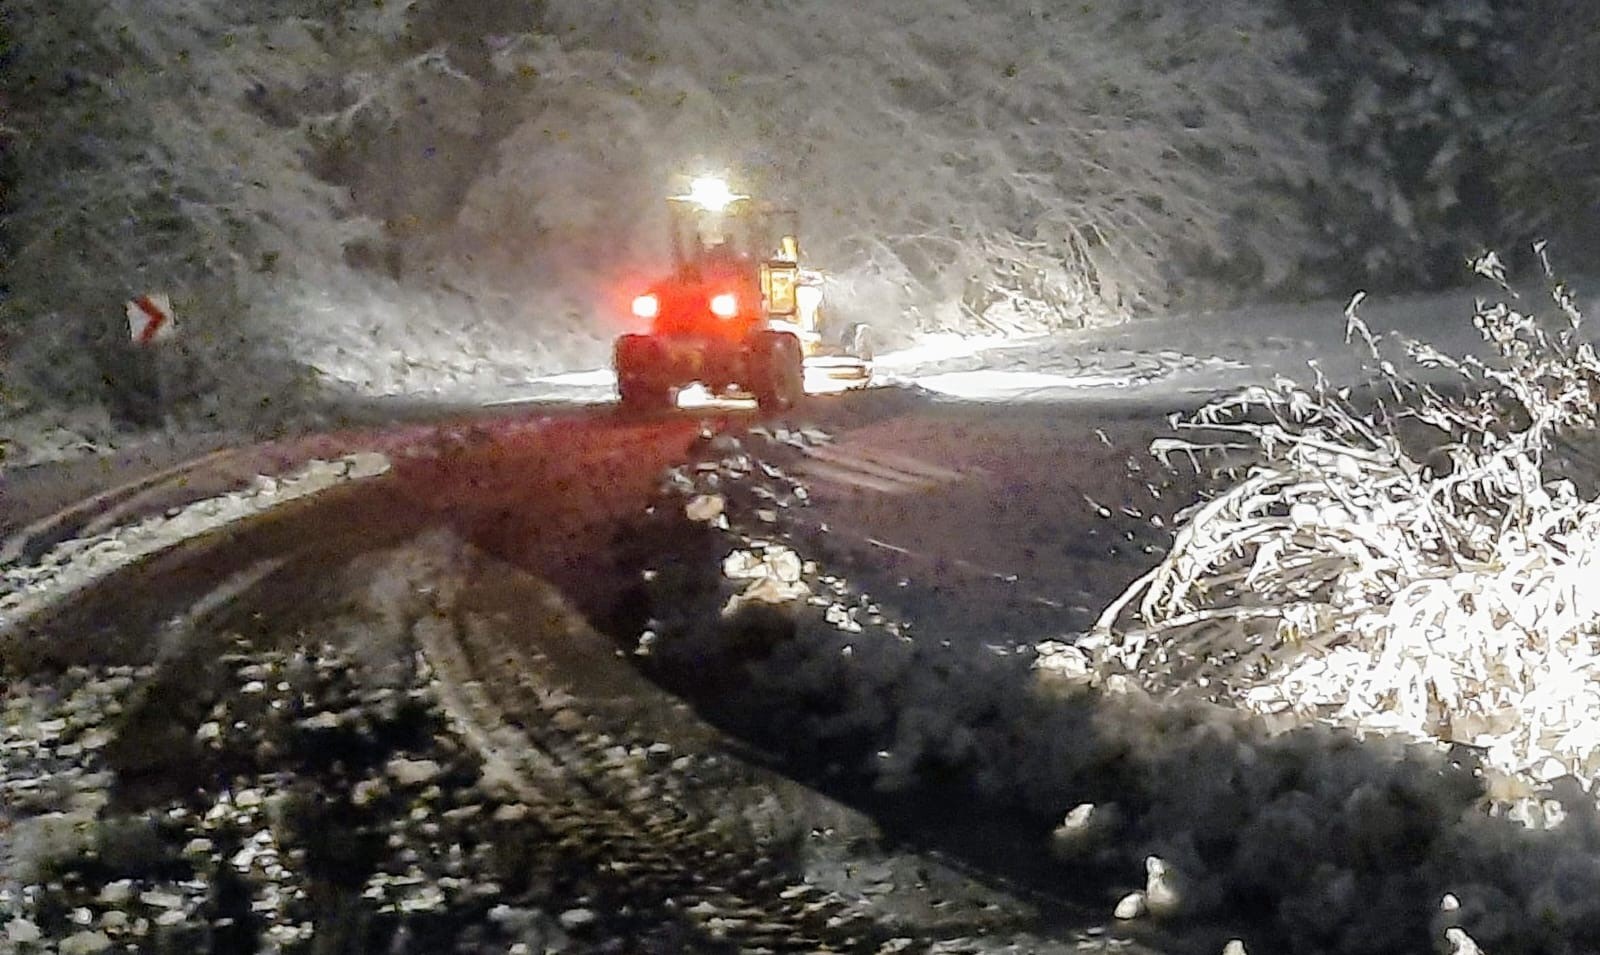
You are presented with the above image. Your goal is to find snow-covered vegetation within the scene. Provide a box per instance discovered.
[1,0,593,432]
[0,0,1320,424]
[626,424,1600,954]
[0,405,120,470]
[1088,254,1600,801]
[1286,2,1517,289]
[6,0,1596,432]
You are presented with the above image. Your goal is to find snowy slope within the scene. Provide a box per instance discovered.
[2,0,1327,430]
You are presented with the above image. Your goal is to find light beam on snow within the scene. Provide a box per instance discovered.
[910,369,1131,400]
[870,333,1040,371]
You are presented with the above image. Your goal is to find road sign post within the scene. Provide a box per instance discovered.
[126,293,177,431]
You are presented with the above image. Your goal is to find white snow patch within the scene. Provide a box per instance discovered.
[0,406,122,472]
[910,370,1135,399]
[871,333,1041,371]
[0,453,391,627]
[531,369,616,387]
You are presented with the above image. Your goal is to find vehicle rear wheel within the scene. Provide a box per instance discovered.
[614,335,677,413]
[618,376,675,412]
[751,331,804,414]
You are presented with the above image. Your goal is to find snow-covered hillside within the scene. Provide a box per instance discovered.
[0,0,1345,429]
[3,0,1597,436]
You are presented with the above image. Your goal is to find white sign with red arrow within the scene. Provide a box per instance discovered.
[126,293,176,346]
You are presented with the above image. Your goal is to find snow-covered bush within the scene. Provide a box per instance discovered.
[631,425,1600,953]
[1092,249,1600,792]
[2,1,340,421]
[0,405,118,470]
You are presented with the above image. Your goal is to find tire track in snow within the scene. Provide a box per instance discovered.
[0,411,1054,952]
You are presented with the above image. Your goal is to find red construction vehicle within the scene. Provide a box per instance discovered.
[613,177,871,413]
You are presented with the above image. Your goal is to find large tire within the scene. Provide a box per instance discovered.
[750,331,805,414]
[614,335,676,413]
[618,376,675,412]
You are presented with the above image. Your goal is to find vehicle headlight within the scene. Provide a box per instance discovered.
[632,294,660,319]
[709,292,738,318]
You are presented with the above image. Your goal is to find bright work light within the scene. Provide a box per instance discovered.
[680,176,745,213]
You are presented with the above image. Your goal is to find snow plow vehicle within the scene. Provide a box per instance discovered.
[614,177,872,413]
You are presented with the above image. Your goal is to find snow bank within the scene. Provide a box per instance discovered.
[619,423,1600,954]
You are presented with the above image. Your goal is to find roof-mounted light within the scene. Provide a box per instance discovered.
[676,175,746,213]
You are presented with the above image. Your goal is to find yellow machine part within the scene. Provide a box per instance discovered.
[760,233,842,365]
[763,262,798,317]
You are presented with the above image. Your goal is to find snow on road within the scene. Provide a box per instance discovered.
[7,282,1586,479]
[5,281,1600,953]
[495,284,1598,409]
[2,413,1129,955]
[0,453,391,627]
[887,282,1600,402]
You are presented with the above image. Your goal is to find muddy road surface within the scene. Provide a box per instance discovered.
[2,392,1205,954]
